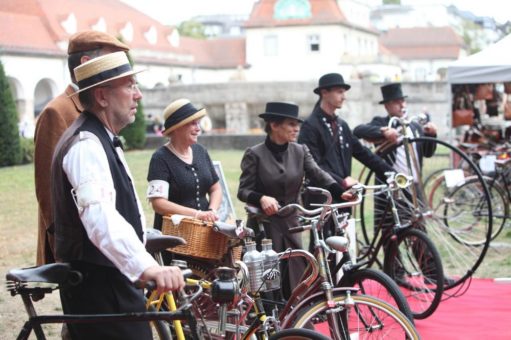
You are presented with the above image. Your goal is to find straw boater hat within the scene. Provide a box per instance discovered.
[162,99,207,135]
[71,51,143,95]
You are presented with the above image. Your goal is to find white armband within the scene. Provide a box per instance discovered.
[71,180,116,213]
[147,180,169,199]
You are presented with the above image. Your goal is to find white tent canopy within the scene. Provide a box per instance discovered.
[447,34,511,84]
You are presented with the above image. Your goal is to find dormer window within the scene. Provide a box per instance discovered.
[91,17,107,32]
[168,29,180,47]
[61,13,77,34]
[274,0,311,20]
[120,22,134,42]
[144,26,157,45]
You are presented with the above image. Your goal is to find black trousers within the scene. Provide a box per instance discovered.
[59,262,151,340]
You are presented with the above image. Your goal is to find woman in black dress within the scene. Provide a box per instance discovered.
[147,99,221,231]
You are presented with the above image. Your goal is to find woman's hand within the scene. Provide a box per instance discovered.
[196,210,218,222]
[341,190,357,201]
[260,195,280,216]
[342,176,358,189]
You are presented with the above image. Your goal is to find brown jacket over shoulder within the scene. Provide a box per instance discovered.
[34,84,83,265]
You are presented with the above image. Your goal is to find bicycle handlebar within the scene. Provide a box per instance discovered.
[134,268,193,290]
[388,113,429,129]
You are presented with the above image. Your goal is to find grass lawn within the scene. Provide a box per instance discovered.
[1,148,510,338]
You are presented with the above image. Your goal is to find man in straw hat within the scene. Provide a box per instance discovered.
[34,31,130,266]
[298,73,393,231]
[51,51,184,339]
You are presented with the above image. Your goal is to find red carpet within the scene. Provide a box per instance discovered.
[315,278,511,339]
[415,278,511,339]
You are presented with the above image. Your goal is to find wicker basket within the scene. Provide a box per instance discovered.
[162,215,235,261]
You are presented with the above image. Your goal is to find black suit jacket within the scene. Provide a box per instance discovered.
[298,106,393,185]
[353,115,437,169]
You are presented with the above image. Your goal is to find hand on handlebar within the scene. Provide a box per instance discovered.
[423,122,437,136]
[139,265,185,295]
[260,195,280,216]
[381,127,399,144]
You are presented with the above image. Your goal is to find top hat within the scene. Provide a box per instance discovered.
[68,30,129,54]
[71,51,144,95]
[313,73,351,94]
[259,102,303,122]
[162,99,207,135]
[379,83,407,104]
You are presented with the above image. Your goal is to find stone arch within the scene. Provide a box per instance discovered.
[33,78,58,118]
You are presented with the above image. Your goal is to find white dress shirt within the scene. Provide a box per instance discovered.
[62,129,157,281]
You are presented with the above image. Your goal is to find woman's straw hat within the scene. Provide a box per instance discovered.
[162,99,207,135]
[72,51,143,95]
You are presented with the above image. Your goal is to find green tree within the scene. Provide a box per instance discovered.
[118,47,146,149]
[178,20,206,39]
[0,60,21,166]
[383,0,401,4]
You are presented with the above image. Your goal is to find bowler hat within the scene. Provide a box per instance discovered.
[379,83,407,104]
[68,30,129,54]
[314,73,351,94]
[71,51,144,95]
[162,99,207,135]
[259,102,303,122]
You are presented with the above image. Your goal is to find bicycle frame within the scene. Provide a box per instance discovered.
[7,264,201,340]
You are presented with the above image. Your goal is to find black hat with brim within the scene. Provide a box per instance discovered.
[314,73,351,94]
[259,102,303,122]
[379,83,408,104]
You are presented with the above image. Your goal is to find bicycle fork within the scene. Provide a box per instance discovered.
[146,290,186,340]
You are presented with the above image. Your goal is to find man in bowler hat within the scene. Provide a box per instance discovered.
[34,31,129,265]
[298,73,394,237]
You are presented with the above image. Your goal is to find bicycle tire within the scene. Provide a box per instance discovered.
[384,228,444,319]
[442,176,508,245]
[358,136,493,290]
[338,267,414,323]
[289,293,419,340]
[269,328,331,340]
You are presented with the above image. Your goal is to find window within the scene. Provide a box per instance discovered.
[308,34,320,52]
[274,0,311,20]
[264,35,278,57]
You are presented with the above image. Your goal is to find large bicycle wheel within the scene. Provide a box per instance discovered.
[338,267,414,323]
[269,328,331,340]
[384,228,444,319]
[289,293,419,340]
[358,137,492,290]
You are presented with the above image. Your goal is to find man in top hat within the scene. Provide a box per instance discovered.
[353,82,437,146]
[298,73,393,218]
[34,31,130,265]
[51,51,184,339]
[354,83,446,283]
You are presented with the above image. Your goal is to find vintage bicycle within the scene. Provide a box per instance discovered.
[356,114,493,291]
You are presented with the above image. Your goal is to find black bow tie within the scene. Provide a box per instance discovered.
[113,136,124,150]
